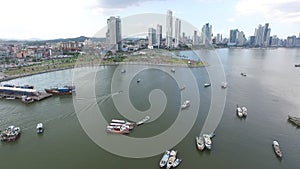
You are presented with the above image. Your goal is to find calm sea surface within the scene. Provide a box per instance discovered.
[0,48,300,169]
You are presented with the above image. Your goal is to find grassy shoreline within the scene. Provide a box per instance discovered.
[0,50,207,82]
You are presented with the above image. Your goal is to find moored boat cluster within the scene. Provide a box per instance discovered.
[159,150,182,169]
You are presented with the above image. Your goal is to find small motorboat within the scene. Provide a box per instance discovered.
[171,68,176,73]
[180,85,186,91]
[172,158,182,168]
[121,69,126,73]
[221,82,227,89]
[272,140,283,158]
[21,96,34,104]
[203,134,212,150]
[136,116,150,126]
[242,106,247,117]
[159,150,170,168]
[204,83,211,88]
[137,79,141,83]
[106,125,130,134]
[36,123,44,134]
[196,136,205,151]
[181,100,190,109]
[236,105,243,118]
[240,72,247,76]
[208,131,216,139]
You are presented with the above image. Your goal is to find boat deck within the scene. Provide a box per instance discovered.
[0,93,52,101]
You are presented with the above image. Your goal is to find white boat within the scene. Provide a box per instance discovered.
[171,68,176,73]
[196,136,205,151]
[159,150,170,167]
[111,119,135,126]
[272,140,283,158]
[172,158,182,168]
[204,83,211,87]
[0,126,21,142]
[5,96,16,100]
[236,106,243,117]
[121,69,126,73]
[203,134,212,150]
[165,150,178,169]
[21,96,34,104]
[181,100,190,109]
[180,85,186,91]
[136,116,150,126]
[242,106,247,117]
[221,82,227,88]
[241,72,247,76]
[36,123,44,134]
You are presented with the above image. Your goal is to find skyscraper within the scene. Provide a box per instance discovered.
[148,28,157,48]
[156,24,162,48]
[254,23,271,47]
[106,16,122,51]
[201,23,212,45]
[228,29,239,46]
[166,10,173,48]
[193,30,198,45]
[174,18,181,47]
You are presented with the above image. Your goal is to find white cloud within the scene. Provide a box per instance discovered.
[235,0,300,23]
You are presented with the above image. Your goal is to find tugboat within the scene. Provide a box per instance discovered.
[45,85,75,95]
[272,140,283,158]
[0,126,21,142]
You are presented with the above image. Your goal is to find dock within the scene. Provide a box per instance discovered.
[0,92,52,101]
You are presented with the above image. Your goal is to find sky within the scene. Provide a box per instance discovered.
[0,0,299,40]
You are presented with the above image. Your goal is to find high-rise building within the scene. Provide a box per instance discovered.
[106,16,122,51]
[166,10,173,48]
[174,18,181,47]
[156,24,162,48]
[193,30,198,45]
[254,23,271,47]
[228,29,239,46]
[237,31,246,46]
[201,23,212,45]
[148,28,157,48]
[216,33,222,44]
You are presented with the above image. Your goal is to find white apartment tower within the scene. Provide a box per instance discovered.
[106,16,122,51]
[166,10,173,48]
[202,23,212,45]
[156,24,162,48]
[174,18,181,48]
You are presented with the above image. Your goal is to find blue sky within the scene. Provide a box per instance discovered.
[0,0,299,40]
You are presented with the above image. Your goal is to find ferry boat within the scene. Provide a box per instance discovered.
[0,126,21,142]
[36,123,44,134]
[45,86,75,95]
[0,86,39,97]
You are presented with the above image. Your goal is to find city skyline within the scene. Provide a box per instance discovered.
[0,0,299,40]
